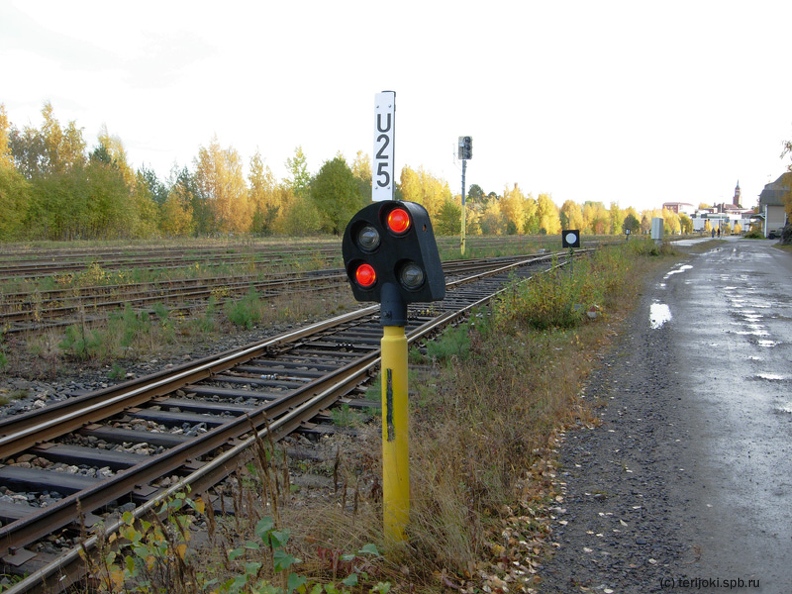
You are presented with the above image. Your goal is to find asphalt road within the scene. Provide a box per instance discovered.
[538,237,792,593]
[662,237,792,592]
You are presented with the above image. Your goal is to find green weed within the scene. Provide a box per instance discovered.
[331,404,365,428]
[108,363,126,380]
[225,287,265,329]
[423,323,471,363]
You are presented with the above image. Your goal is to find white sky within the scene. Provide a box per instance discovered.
[2,0,791,213]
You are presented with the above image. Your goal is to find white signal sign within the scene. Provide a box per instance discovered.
[373,91,395,201]
[562,230,581,248]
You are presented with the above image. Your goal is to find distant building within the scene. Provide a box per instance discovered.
[758,172,791,237]
[662,202,696,215]
[688,182,755,233]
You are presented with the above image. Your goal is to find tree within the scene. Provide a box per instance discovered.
[0,104,12,169]
[522,194,540,234]
[0,107,27,239]
[40,102,86,175]
[434,197,462,235]
[160,169,195,236]
[0,105,29,240]
[351,150,372,203]
[130,171,161,238]
[96,125,136,189]
[0,166,29,240]
[194,137,250,234]
[478,199,506,235]
[609,202,625,235]
[8,122,47,179]
[8,102,85,179]
[83,150,136,238]
[560,200,584,231]
[679,213,693,234]
[164,167,205,235]
[138,166,169,205]
[286,146,311,199]
[661,208,681,235]
[248,151,282,234]
[467,184,485,204]
[582,201,609,235]
[399,166,452,218]
[622,213,641,235]
[500,183,531,234]
[88,128,159,238]
[279,192,321,236]
[310,156,366,235]
[536,193,561,235]
[781,136,792,218]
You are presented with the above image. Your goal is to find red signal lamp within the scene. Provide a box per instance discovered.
[342,201,445,322]
[386,207,411,235]
[354,262,377,288]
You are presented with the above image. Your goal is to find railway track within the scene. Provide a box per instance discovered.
[0,250,573,592]
[0,255,550,335]
[0,243,342,282]
[0,269,350,334]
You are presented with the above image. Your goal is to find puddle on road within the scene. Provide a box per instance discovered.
[664,264,693,278]
[753,373,787,381]
[737,311,763,322]
[650,302,672,329]
[659,264,693,288]
[730,324,770,337]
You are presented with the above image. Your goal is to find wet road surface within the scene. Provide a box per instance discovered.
[538,237,792,593]
[654,237,792,591]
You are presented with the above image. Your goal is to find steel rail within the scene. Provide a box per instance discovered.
[0,306,376,457]
[0,252,560,447]
[2,260,547,593]
[0,251,579,592]
[0,345,382,556]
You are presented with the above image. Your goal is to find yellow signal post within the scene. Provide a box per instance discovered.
[342,200,445,543]
[380,324,410,541]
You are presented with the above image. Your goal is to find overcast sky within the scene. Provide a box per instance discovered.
[2,0,791,213]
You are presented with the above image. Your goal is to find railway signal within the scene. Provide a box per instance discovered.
[342,197,445,542]
[342,200,445,325]
[458,135,472,160]
[458,136,472,256]
[562,229,580,248]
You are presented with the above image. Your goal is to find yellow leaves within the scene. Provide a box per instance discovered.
[109,567,126,590]
[176,543,189,560]
[145,554,157,571]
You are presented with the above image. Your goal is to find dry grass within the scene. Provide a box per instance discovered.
[214,239,679,592]
[19,238,680,593]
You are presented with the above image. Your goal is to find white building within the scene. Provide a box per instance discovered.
[757,173,791,238]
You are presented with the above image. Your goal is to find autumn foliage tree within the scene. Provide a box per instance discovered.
[0,105,30,240]
[1,101,701,243]
[194,137,250,234]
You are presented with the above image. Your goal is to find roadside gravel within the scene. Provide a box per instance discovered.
[538,262,691,593]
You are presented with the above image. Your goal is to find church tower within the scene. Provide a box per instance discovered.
[733,180,741,206]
